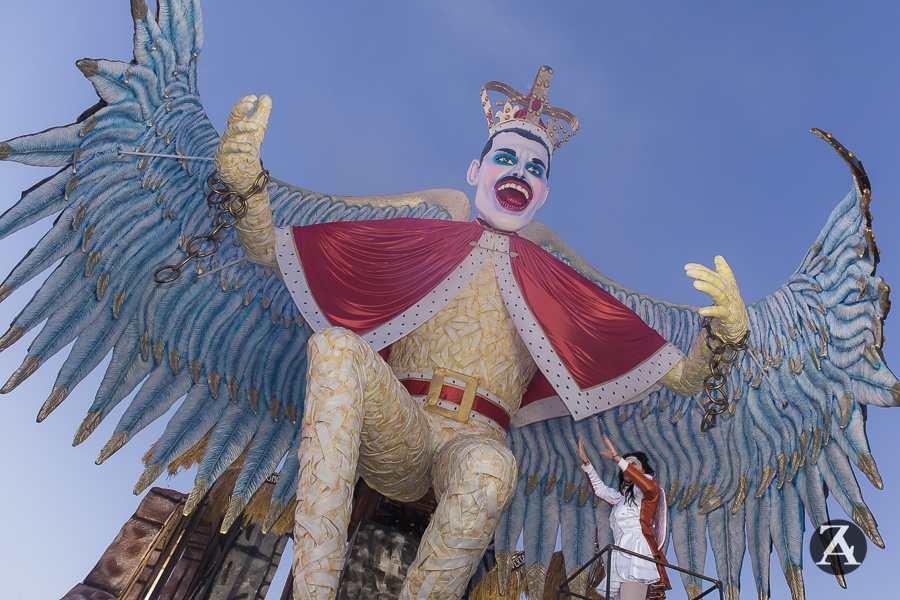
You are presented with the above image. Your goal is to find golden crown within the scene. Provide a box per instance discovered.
[481,66,579,154]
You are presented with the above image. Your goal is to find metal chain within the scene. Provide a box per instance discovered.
[700,317,750,432]
[153,168,270,284]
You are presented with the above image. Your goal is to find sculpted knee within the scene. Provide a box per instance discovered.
[458,442,518,510]
[309,325,367,352]
[307,326,370,369]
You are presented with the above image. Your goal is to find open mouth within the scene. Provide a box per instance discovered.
[493,176,532,212]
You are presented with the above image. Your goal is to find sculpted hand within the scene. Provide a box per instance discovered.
[685,255,749,343]
[214,94,272,194]
[213,95,278,268]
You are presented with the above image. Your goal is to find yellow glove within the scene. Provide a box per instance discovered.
[213,95,277,268]
[684,255,749,343]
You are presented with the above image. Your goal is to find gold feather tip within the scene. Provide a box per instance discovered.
[724,584,740,600]
[565,568,588,597]
[262,500,284,534]
[134,463,163,495]
[75,59,99,79]
[183,479,209,516]
[1,355,41,393]
[37,386,68,422]
[95,432,128,464]
[853,505,884,548]
[220,495,247,534]
[783,564,805,600]
[857,452,883,489]
[525,563,546,600]
[130,0,148,21]
[73,411,102,446]
[495,550,512,595]
[835,569,846,589]
[685,581,702,600]
[0,325,25,351]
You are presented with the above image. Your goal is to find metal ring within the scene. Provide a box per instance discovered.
[153,264,182,284]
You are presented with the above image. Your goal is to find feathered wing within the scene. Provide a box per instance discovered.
[501,133,896,600]
[0,0,468,534]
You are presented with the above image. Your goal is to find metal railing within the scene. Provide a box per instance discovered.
[557,544,724,600]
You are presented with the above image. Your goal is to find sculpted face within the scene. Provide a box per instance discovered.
[467,130,550,232]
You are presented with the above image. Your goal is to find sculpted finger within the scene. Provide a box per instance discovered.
[228,95,259,124]
[684,263,717,282]
[221,123,255,144]
[216,141,259,158]
[686,266,727,292]
[692,279,728,303]
[698,305,728,318]
[714,255,736,283]
[249,94,272,129]
[228,121,262,136]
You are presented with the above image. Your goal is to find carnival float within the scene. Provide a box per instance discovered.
[1,1,897,599]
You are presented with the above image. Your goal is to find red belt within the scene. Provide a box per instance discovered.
[400,374,511,433]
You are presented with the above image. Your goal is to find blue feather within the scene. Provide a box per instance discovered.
[112,367,193,440]
[0,167,70,237]
[707,505,745,597]
[744,487,772,599]
[268,424,304,514]
[232,413,295,504]
[148,383,224,469]
[194,401,265,488]
[0,124,83,167]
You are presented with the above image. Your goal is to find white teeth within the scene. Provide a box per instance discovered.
[498,181,531,200]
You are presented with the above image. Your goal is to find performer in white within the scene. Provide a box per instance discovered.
[578,435,670,600]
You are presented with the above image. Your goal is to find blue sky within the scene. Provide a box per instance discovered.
[0,1,898,598]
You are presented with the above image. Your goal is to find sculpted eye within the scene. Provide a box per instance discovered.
[527,163,544,177]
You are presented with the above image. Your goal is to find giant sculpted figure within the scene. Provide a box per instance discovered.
[215,67,749,600]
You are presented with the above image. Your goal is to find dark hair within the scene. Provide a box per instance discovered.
[479,127,552,179]
[617,451,654,505]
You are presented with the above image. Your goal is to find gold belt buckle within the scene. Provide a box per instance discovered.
[423,367,479,424]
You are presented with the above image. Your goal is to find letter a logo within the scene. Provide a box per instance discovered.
[810,519,867,575]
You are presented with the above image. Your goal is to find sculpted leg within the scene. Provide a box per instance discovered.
[400,434,517,600]
[292,327,429,600]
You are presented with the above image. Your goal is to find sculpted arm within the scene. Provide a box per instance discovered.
[214,95,279,269]
[659,255,749,396]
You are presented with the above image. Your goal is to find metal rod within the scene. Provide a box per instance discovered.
[557,544,724,599]
[117,147,215,161]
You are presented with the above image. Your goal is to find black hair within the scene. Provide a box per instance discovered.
[479,127,552,179]
[617,451,654,505]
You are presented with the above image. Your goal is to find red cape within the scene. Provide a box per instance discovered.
[274,218,682,424]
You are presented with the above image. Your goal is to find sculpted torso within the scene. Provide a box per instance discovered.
[388,253,537,443]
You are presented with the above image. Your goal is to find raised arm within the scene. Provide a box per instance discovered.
[596,435,660,499]
[213,94,278,268]
[576,435,623,505]
[659,255,748,396]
